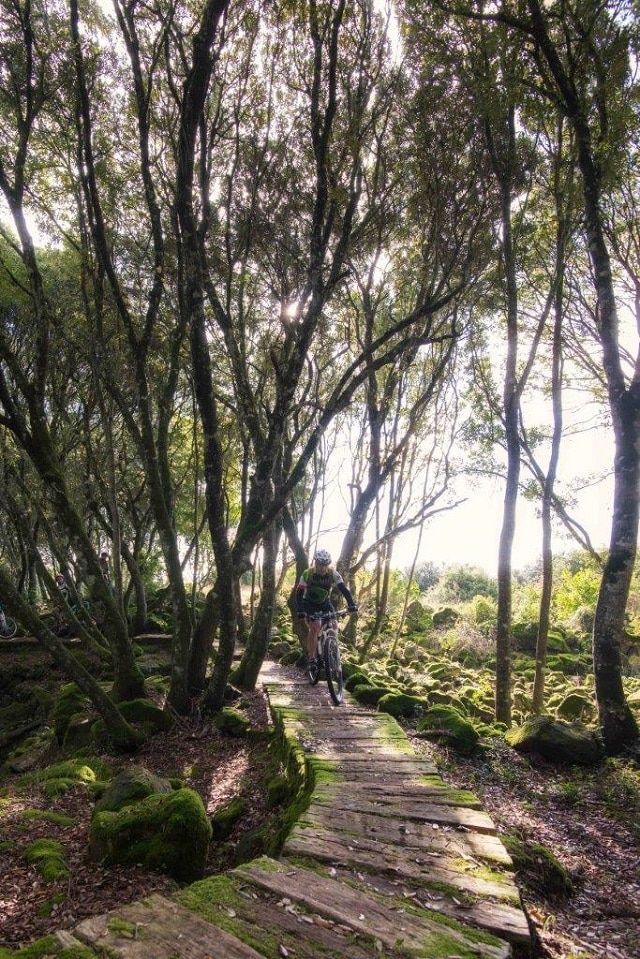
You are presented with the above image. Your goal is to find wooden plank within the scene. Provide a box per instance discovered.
[235,859,511,959]
[334,864,532,947]
[309,791,498,832]
[314,780,483,807]
[284,828,519,901]
[73,894,265,959]
[298,804,513,864]
[179,880,399,959]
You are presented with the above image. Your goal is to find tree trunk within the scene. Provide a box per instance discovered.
[187,588,219,697]
[233,520,281,690]
[521,0,639,750]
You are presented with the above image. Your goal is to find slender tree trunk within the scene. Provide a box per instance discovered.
[234,519,282,689]
[533,159,567,713]
[493,111,519,728]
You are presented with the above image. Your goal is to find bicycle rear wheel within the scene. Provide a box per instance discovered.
[1,617,17,639]
[325,632,343,705]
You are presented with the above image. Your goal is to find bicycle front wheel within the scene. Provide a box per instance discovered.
[325,633,343,705]
[1,617,18,639]
[307,654,321,685]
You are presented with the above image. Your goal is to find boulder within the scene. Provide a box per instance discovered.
[505,715,604,765]
[93,765,174,814]
[352,685,392,707]
[214,707,251,737]
[89,787,212,883]
[377,691,428,719]
[416,705,480,755]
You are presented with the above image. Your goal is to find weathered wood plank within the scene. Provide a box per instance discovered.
[298,803,513,863]
[309,791,498,832]
[314,780,483,807]
[284,826,519,901]
[73,894,265,959]
[235,859,511,959]
[330,863,533,946]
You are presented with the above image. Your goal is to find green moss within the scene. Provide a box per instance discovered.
[214,707,251,737]
[416,705,481,755]
[377,691,429,719]
[1,934,59,957]
[503,831,574,897]
[344,670,371,691]
[106,917,139,939]
[18,809,74,828]
[352,684,392,706]
[24,839,69,883]
[211,797,248,840]
[36,892,65,918]
[89,787,212,883]
[52,683,91,742]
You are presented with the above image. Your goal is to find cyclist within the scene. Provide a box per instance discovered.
[52,573,74,635]
[296,549,357,668]
[0,604,7,633]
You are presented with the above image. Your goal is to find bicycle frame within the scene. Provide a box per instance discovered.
[306,610,347,705]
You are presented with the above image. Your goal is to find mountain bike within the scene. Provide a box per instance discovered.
[0,614,18,639]
[306,609,351,705]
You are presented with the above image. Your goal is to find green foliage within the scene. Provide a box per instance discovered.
[553,563,601,624]
[425,565,498,604]
[411,561,441,592]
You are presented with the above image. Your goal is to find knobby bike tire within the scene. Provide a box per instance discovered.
[1,617,18,639]
[307,653,321,685]
[325,632,343,705]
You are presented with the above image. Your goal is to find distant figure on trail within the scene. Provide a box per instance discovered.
[99,551,110,579]
[53,572,73,635]
[0,604,7,632]
[98,551,115,593]
[296,549,358,669]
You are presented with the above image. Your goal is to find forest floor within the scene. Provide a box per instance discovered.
[1,663,639,959]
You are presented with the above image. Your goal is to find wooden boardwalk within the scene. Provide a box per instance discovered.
[59,660,533,958]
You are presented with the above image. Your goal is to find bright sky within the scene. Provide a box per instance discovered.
[317,420,614,577]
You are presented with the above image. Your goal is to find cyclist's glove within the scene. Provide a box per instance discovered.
[348,606,358,613]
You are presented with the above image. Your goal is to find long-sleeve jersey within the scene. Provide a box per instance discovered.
[296,567,356,611]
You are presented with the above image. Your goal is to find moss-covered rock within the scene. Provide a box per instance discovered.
[351,684,392,707]
[34,756,112,799]
[555,691,597,723]
[344,670,372,692]
[116,698,174,734]
[377,691,428,719]
[89,787,212,882]
[24,839,70,883]
[502,832,573,897]
[210,796,248,840]
[214,707,251,737]
[416,705,481,754]
[546,653,591,676]
[505,715,604,765]
[432,606,459,628]
[279,649,304,667]
[52,683,92,743]
[93,765,174,814]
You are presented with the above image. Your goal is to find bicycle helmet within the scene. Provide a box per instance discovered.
[314,549,332,566]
